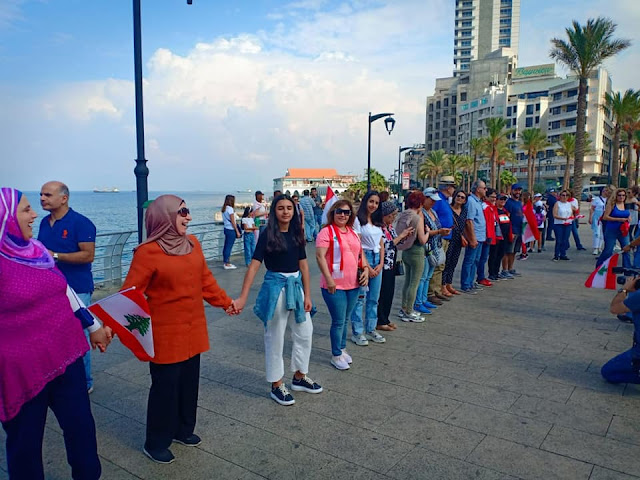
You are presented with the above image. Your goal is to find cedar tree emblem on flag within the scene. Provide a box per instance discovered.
[88,287,155,361]
[585,254,619,290]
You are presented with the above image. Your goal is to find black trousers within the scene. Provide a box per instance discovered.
[377,269,396,326]
[146,354,200,451]
[2,357,100,480]
[488,240,505,277]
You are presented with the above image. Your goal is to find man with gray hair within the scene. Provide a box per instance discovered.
[38,181,97,393]
[429,175,456,302]
[460,180,487,294]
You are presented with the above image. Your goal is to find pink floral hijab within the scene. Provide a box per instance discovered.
[0,187,54,268]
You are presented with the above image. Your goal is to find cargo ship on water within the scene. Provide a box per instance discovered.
[93,187,119,193]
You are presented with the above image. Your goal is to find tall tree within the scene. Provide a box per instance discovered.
[446,153,465,176]
[469,137,484,183]
[458,154,474,191]
[496,142,515,192]
[623,117,640,185]
[550,17,631,198]
[419,150,447,187]
[557,132,594,189]
[603,89,640,186]
[519,128,551,192]
[483,117,514,189]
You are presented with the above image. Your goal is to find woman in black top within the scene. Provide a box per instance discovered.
[442,189,467,293]
[235,195,322,406]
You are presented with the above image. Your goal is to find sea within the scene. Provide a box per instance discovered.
[25,191,256,236]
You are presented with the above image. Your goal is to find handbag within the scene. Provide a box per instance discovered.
[453,214,469,247]
[427,246,445,267]
[394,260,405,276]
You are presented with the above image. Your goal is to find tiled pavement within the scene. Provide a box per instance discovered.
[2,223,640,479]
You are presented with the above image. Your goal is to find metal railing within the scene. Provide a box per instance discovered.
[93,221,244,287]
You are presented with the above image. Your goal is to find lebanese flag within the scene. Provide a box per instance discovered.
[522,202,541,243]
[585,254,619,290]
[88,287,155,361]
[320,186,338,225]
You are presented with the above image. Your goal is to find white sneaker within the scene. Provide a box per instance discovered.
[592,249,599,255]
[365,331,386,343]
[406,311,426,323]
[331,355,350,370]
[341,349,353,364]
[351,334,369,346]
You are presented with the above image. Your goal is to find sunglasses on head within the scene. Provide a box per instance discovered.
[335,208,352,216]
[177,207,190,217]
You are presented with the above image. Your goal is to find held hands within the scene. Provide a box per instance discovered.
[89,327,111,353]
[226,299,244,315]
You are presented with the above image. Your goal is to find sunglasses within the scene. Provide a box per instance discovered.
[456,195,466,199]
[498,196,508,200]
[560,194,568,197]
[335,208,352,216]
[177,207,190,217]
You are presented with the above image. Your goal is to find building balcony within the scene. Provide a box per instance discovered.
[548,110,577,122]
[549,95,578,108]
[547,124,576,136]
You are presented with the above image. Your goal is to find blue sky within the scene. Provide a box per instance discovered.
[1,0,638,192]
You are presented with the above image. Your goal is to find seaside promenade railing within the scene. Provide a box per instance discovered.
[93,221,243,288]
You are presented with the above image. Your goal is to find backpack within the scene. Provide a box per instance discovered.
[395,210,419,250]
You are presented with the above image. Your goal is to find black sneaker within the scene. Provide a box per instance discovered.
[552,257,559,262]
[143,447,175,464]
[559,256,570,261]
[173,434,202,447]
[291,375,323,394]
[270,384,295,406]
[577,247,587,251]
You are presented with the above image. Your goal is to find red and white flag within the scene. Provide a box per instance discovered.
[585,254,619,290]
[321,186,338,225]
[88,287,155,361]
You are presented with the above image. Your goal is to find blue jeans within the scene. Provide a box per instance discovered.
[351,250,383,336]
[322,288,360,356]
[304,216,316,242]
[76,292,93,390]
[571,219,584,249]
[1,358,101,479]
[223,228,237,264]
[416,258,435,305]
[460,244,482,290]
[602,348,640,384]
[476,241,490,282]
[597,227,630,268]
[315,212,323,233]
[554,224,571,259]
[243,231,256,266]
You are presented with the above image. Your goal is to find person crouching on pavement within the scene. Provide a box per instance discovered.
[234,194,322,406]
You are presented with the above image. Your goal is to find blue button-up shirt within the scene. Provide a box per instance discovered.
[432,191,453,240]
[466,194,487,242]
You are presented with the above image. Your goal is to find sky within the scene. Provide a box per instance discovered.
[1,0,639,193]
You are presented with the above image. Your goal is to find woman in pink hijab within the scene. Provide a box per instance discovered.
[0,187,109,479]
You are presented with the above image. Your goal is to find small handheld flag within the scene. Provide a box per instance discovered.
[320,186,338,226]
[88,287,155,361]
[585,254,619,290]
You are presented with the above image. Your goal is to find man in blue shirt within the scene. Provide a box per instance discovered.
[299,190,316,242]
[430,176,456,301]
[504,184,524,277]
[38,181,97,393]
[311,187,323,233]
[604,276,640,383]
[545,189,558,241]
[460,180,487,293]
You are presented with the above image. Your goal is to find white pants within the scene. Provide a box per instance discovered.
[264,287,313,383]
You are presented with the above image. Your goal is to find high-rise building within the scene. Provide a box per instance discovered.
[454,0,521,76]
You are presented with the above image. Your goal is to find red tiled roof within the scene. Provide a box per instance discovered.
[285,168,339,178]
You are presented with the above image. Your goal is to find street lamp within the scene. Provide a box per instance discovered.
[367,112,395,191]
[132,0,192,243]
[398,146,413,194]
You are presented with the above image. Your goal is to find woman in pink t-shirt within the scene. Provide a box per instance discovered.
[316,200,369,371]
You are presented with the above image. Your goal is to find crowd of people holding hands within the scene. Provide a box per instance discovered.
[6,177,640,476]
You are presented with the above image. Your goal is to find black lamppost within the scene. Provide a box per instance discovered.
[132,0,192,242]
[398,146,412,194]
[367,112,395,191]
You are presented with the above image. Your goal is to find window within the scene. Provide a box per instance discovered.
[436,112,441,120]
[450,140,456,148]
[460,40,471,46]
[461,31,472,37]
[500,8,512,15]
[443,110,448,118]
[526,104,534,115]
[428,104,434,112]
[451,107,457,115]
[460,50,471,56]
[546,149,554,158]
[461,21,472,27]
[500,18,511,25]
[461,63,470,70]
[460,92,467,101]
[525,117,533,127]
[499,38,511,46]
[499,28,511,35]
[428,134,433,141]
[435,122,440,129]
[553,92,562,101]
[435,132,440,139]
[512,106,517,115]
[536,103,541,112]
[462,11,472,17]
[550,107,561,115]
[567,89,578,97]
[451,95,457,105]
[443,131,448,138]
[566,104,577,112]
[429,115,433,122]
[451,129,456,136]
[551,121,560,130]
[566,118,576,127]
[436,101,441,109]
[435,142,440,150]
[535,116,540,124]
[444,98,449,107]
[443,120,448,128]
[507,106,512,116]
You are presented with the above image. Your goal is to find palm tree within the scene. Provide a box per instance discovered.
[419,150,447,187]
[635,131,640,182]
[623,118,640,184]
[469,137,484,183]
[483,117,514,189]
[550,17,631,198]
[496,142,515,192]
[500,170,517,191]
[519,128,551,192]
[603,89,640,186]
[446,153,465,176]
[556,132,595,189]
[459,154,474,191]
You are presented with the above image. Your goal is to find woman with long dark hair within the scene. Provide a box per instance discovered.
[316,200,369,370]
[442,189,467,295]
[235,195,322,405]
[351,190,386,346]
[221,194,242,270]
[596,188,631,267]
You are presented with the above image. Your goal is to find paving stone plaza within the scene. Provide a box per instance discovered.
[2,223,640,479]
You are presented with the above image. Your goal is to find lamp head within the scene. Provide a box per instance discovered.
[384,116,395,135]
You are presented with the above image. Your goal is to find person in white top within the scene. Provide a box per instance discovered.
[588,186,611,255]
[252,191,268,238]
[350,191,385,346]
[221,195,242,269]
[552,190,576,261]
[241,206,257,266]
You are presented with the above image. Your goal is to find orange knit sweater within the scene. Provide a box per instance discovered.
[122,235,232,364]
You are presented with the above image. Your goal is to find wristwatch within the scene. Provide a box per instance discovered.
[618,288,628,295]
[53,252,59,261]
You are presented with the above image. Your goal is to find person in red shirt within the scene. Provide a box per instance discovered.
[477,188,500,287]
